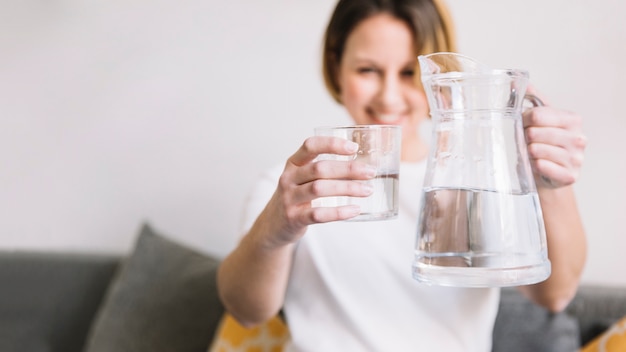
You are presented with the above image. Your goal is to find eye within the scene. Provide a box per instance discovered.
[401,68,415,77]
[357,67,378,74]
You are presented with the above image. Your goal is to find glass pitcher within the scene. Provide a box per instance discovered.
[412,52,551,287]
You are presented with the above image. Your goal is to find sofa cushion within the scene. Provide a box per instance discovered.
[581,315,626,351]
[492,287,580,352]
[566,285,626,346]
[208,313,289,351]
[83,223,224,352]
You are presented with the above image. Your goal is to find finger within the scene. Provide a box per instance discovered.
[290,179,374,204]
[288,136,358,167]
[522,106,582,131]
[305,205,362,224]
[526,126,588,155]
[530,158,577,188]
[292,159,375,185]
[527,142,573,170]
[527,135,586,169]
[527,142,582,187]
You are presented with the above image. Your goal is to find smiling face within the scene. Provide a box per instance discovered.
[336,13,429,161]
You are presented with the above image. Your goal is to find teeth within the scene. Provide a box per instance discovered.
[377,114,399,122]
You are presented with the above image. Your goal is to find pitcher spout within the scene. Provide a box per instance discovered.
[418,52,491,77]
[418,52,530,114]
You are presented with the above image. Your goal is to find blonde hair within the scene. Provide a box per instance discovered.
[321,0,457,103]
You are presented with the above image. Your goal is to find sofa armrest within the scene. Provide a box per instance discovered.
[0,252,120,352]
[566,285,626,345]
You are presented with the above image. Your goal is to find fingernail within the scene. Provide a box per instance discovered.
[344,205,361,217]
[364,166,377,178]
[362,183,374,194]
[345,141,359,153]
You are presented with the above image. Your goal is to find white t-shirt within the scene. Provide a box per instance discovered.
[241,161,499,352]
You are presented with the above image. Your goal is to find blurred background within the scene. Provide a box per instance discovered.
[0,0,624,286]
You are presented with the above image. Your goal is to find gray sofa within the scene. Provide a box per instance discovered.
[1,224,625,352]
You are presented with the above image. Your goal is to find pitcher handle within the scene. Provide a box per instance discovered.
[523,93,556,187]
[524,94,544,107]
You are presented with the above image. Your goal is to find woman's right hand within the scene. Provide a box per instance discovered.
[260,135,376,246]
[218,135,375,327]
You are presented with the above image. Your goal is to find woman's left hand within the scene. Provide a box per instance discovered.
[523,87,587,189]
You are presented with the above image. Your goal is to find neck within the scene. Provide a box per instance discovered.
[401,138,428,162]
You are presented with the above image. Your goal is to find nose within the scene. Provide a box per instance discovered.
[376,74,403,110]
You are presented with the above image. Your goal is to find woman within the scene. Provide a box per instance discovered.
[217,0,587,350]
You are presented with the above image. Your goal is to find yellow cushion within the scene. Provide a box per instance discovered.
[581,315,626,352]
[208,313,290,352]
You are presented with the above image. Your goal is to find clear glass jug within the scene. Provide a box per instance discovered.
[412,52,551,287]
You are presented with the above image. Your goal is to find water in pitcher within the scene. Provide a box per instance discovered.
[413,187,549,286]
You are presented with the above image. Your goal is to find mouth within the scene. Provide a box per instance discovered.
[370,111,404,125]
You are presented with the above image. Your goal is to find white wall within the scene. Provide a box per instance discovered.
[0,0,624,286]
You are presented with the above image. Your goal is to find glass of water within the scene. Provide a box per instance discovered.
[311,125,401,221]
